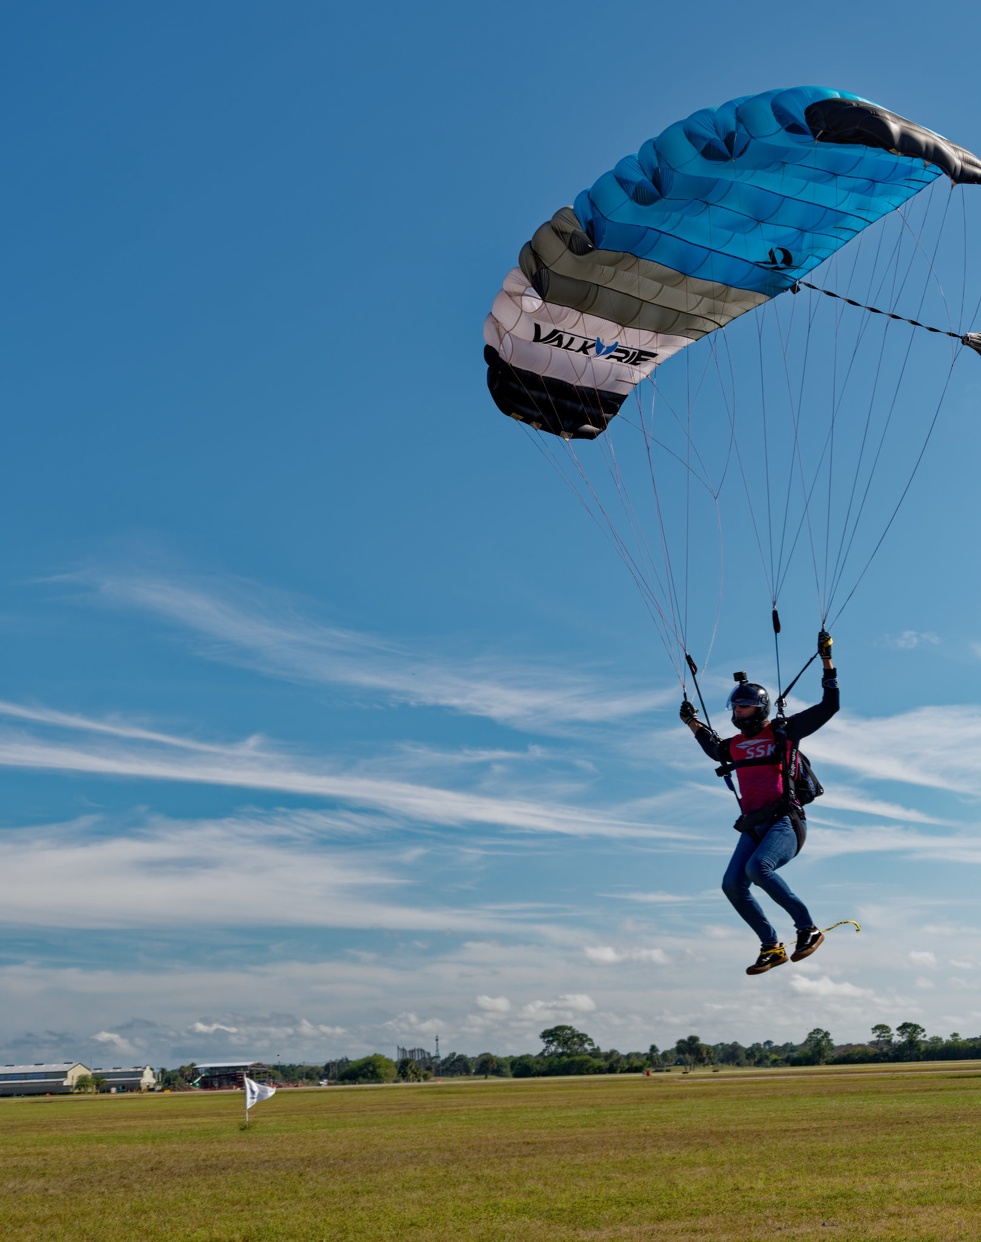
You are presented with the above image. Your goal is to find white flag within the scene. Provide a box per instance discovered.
[244,1076,277,1110]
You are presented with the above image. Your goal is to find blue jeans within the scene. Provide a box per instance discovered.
[721,815,814,946]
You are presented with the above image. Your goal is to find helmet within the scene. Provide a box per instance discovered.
[727,681,770,736]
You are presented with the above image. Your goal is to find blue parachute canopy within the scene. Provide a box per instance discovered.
[485,86,981,439]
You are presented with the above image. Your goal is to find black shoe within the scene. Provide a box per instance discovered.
[746,943,788,975]
[791,927,825,961]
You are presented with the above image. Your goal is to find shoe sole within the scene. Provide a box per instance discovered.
[791,933,825,962]
[746,956,788,975]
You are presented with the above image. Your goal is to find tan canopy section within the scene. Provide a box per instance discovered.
[519,208,769,339]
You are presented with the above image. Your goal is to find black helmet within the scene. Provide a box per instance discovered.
[727,681,770,736]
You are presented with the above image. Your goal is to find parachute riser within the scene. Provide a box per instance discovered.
[771,608,785,722]
[684,652,714,733]
[770,608,821,716]
[795,281,981,356]
[686,652,742,806]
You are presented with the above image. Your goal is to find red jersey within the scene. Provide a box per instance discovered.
[728,723,792,812]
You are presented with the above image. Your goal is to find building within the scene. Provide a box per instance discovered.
[0,1062,90,1096]
[191,1061,268,1090]
[89,1066,157,1092]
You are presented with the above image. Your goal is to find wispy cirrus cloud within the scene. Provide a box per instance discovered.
[815,786,951,825]
[804,706,981,796]
[618,890,709,904]
[0,700,690,842]
[0,810,570,932]
[788,975,870,998]
[61,570,670,732]
[0,812,392,930]
[584,945,668,964]
[877,631,941,651]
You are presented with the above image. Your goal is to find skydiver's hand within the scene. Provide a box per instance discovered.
[818,630,833,661]
[680,699,698,725]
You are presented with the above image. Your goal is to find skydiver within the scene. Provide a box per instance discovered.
[679,631,839,975]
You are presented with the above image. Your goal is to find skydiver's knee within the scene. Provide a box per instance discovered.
[745,858,774,886]
[721,873,748,903]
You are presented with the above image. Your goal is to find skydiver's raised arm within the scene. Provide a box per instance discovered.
[786,630,839,742]
[680,700,722,760]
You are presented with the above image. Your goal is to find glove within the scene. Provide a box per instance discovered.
[818,630,833,661]
[680,699,698,725]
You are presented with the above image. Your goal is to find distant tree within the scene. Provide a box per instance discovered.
[870,1024,893,1056]
[397,1057,424,1082]
[269,1063,322,1085]
[473,1053,501,1077]
[803,1029,835,1065]
[510,1055,544,1078]
[831,1045,879,1065]
[647,1044,663,1068]
[544,1053,604,1076]
[74,1075,94,1094]
[745,1041,790,1067]
[713,1042,748,1067]
[539,1026,598,1057]
[439,1053,473,1078]
[91,1073,109,1093]
[896,1022,926,1060]
[338,1055,397,1084]
[156,1064,198,1090]
[675,1034,711,1070]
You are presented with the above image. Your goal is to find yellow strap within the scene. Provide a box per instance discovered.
[818,919,861,934]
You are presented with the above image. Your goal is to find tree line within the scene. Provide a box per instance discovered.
[318,1021,981,1084]
[153,1022,980,1089]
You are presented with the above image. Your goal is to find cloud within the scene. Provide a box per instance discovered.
[584,946,668,965]
[0,702,687,843]
[189,1022,239,1035]
[520,994,596,1018]
[381,1012,444,1038]
[877,631,940,650]
[0,811,565,932]
[788,976,869,998]
[909,951,937,968]
[475,996,511,1013]
[804,706,981,796]
[804,822,981,864]
[619,891,706,904]
[64,571,670,733]
[91,1030,139,1058]
[815,787,950,825]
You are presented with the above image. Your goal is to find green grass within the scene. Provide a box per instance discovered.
[3,1063,981,1240]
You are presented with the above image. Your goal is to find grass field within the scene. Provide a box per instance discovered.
[3,1063,981,1241]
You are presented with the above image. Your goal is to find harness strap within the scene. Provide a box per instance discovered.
[773,720,803,814]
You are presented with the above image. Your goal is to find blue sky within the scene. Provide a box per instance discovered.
[4,0,981,1067]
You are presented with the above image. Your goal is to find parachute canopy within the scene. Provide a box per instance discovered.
[485,87,981,440]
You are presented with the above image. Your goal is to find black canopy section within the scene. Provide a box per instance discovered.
[484,345,621,439]
[806,98,981,185]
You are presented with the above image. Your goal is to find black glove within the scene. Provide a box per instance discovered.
[680,699,698,725]
[818,630,833,660]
